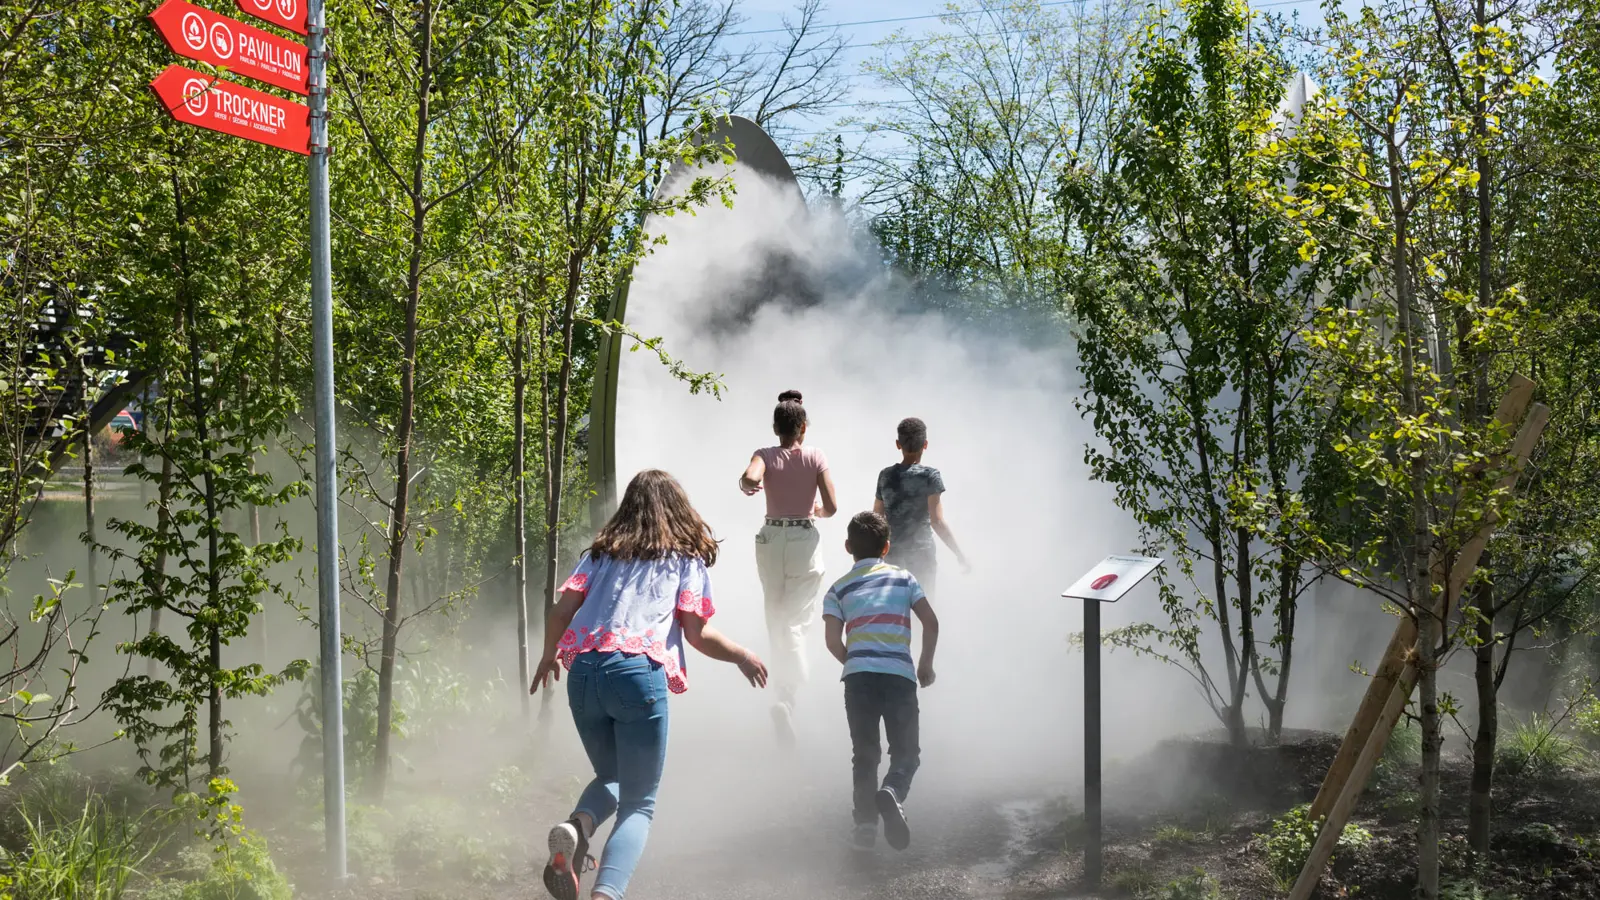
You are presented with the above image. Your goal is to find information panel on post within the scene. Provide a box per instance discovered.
[1062,554,1164,603]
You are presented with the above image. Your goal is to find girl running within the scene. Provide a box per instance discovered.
[531,469,768,900]
[737,389,838,744]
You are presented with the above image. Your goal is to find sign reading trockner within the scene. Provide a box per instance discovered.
[236,0,307,35]
[1061,555,1164,603]
[150,65,309,155]
[150,0,308,95]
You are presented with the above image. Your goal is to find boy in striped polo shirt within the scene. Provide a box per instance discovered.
[823,511,940,852]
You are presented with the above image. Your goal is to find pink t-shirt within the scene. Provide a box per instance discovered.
[754,445,829,518]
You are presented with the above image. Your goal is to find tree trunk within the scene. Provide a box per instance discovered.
[80,347,99,597]
[147,397,175,681]
[372,0,434,800]
[1465,0,1496,859]
[246,374,265,668]
[175,169,224,783]
[513,308,530,714]
[1468,575,1496,857]
[1385,130,1440,899]
[541,245,588,722]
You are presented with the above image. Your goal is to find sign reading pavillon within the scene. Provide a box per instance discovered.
[150,0,309,95]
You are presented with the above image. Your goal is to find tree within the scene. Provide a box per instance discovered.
[329,0,536,796]
[859,0,1141,318]
[101,131,310,789]
[1277,0,1548,889]
[1068,0,1358,746]
[523,0,730,717]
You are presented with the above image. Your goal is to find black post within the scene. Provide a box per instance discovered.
[1085,597,1102,888]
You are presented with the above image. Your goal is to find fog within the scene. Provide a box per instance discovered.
[606,158,1235,845]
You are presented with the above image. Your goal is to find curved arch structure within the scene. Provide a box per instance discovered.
[586,116,802,522]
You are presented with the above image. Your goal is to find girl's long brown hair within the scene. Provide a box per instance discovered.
[588,469,719,565]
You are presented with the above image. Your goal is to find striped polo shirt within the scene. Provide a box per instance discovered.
[822,558,926,683]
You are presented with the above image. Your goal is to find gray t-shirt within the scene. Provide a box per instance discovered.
[875,463,945,554]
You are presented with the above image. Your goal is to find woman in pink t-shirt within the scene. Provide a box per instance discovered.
[737,389,838,744]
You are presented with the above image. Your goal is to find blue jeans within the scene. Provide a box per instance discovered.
[567,651,670,900]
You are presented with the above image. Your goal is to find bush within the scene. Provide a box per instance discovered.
[1264,805,1372,890]
[0,797,158,900]
[1497,713,1587,778]
[1575,696,1600,747]
[142,833,292,900]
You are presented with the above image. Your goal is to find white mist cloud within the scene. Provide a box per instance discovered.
[609,163,1219,829]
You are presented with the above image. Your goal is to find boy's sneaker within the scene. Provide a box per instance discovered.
[542,818,592,900]
[771,702,796,749]
[876,787,910,851]
[851,822,877,851]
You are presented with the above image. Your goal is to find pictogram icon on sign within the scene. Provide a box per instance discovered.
[150,64,309,154]
[180,76,210,116]
[236,0,306,35]
[150,0,309,95]
[209,20,234,58]
[182,10,205,49]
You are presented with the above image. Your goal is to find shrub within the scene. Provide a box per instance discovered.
[1497,713,1586,778]
[1575,696,1600,747]
[142,833,291,900]
[1264,805,1372,890]
[0,797,158,900]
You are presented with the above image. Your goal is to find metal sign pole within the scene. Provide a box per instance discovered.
[1084,596,1102,888]
[1062,554,1162,893]
[306,0,346,879]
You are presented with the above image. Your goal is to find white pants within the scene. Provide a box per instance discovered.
[754,522,825,708]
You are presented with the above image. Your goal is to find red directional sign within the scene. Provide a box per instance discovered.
[150,65,309,155]
[235,0,306,35]
[149,0,307,95]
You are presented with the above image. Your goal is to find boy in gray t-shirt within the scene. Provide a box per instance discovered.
[873,418,970,597]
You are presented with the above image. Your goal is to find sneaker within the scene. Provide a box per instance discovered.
[542,818,591,900]
[876,787,910,851]
[771,702,796,749]
[851,822,877,851]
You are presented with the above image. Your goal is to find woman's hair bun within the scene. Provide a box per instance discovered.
[777,389,803,404]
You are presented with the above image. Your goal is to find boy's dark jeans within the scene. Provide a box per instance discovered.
[844,672,920,825]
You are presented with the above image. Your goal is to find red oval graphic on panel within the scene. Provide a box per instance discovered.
[1091,573,1119,591]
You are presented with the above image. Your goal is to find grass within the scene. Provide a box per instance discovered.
[0,796,159,900]
[1153,824,1203,845]
[1109,864,1160,897]
[1497,712,1589,779]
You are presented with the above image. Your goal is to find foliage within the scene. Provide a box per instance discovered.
[861,0,1141,319]
[1496,713,1588,778]
[101,390,309,789]
[1264,805,1372,890]
[1068,0,1356,743]
[141,838,291,900]
[0,796,160,900]
[0,575,108,785]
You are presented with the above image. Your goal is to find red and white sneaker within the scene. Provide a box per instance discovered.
[542,818,593,900]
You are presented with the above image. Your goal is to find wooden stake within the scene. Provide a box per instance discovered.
[1290,390,1549,898]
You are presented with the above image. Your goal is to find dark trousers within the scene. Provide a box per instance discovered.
[887,547,936,598]
[843,672,920,825]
